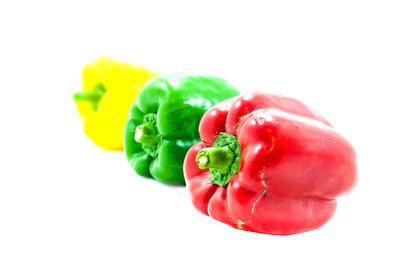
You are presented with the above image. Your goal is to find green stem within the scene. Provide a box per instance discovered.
[73,91,103,102]
[196,146,235,175]
[73,83,106,111]
[135,122,159,147]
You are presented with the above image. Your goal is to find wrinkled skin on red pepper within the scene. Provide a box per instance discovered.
[184,92,357,235]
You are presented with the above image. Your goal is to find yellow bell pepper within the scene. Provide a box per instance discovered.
[73,56,158,151]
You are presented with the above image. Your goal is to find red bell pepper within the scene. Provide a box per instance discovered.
[184,92,357,235]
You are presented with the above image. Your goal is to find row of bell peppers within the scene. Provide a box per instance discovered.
[73,57,357,235]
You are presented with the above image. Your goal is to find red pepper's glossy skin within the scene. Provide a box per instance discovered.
[184,92,357,235]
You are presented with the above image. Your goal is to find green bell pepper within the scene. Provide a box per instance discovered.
[124,73,240,184]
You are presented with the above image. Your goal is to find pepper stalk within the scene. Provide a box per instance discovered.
[196,133,241,186]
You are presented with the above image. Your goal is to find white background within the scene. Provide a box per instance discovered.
[1,1,399,265]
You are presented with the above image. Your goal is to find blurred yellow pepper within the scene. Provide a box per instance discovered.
[73,56,158,151]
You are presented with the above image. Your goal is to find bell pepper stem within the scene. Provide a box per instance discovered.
[196,146,235,175]
[73,91,103,102]
[135,122,159,147]
[73,83,106,111]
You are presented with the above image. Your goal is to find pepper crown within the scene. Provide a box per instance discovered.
[135,122,159,146]
[73,83,106,111]
[135,113,162,157]
[196,133,241,186]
